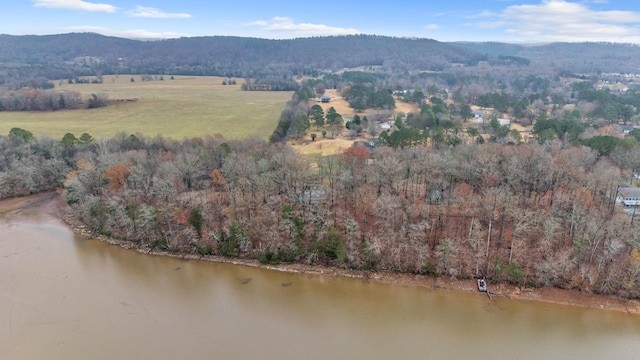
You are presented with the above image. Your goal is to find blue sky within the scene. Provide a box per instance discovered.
[3,1,640,43]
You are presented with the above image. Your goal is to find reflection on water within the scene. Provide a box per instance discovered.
[1,196,639,360]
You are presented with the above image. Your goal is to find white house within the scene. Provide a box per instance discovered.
[617,186,640,206]
[620,125,635,134]
[472,111,483,123]
[498,118,511,126]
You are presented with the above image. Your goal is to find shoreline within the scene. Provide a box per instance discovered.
[4,192,639,315]
[71,227,640,315]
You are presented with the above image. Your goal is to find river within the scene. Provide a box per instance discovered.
[1,194,639,359]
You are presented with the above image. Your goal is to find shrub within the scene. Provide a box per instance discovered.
[66,186,79,205]
[360,242,378,271]
[278,248,297,263]
[8,127,34,142]
[217,221,247,257]
[508,261,525,284]
[189,208,203,236]
[421,260,440,277]
[259,248,280,265]
[87,93,108,109]
[196,243,213,256]
[150,236,168,250]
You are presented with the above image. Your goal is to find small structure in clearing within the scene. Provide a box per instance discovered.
[299,185,327,204]
[617,185,640,206]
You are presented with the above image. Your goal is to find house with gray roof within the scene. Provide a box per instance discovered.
[617,186,640,206]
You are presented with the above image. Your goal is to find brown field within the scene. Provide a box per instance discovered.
[314,89,417,120]
[0,75,291,140]
[292,136,355,157]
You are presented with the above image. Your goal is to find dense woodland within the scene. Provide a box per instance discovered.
[1,125,639,298]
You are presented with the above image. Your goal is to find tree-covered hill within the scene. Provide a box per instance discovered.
[446,41,527,57]
[0,33,484,84]
[0,33,139,64]
[448,41,640,73]
[5,32,640,89]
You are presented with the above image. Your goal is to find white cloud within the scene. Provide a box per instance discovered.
[245,17,359,36]
[125,5,191,19]
[469,0,640,43]
[473,21,508,30]
[65,26,189,39]
[33,0,116,12]
[245,20,268,26]
[272,16,290,23]
[466,10,497,19]
[424,24,440,30]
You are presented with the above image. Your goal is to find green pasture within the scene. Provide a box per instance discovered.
[0,75,291,140]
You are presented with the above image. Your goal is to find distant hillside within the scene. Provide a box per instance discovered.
[518,42,640,73]
[449,41,640,73]
[0,33,484,84]
[0,33,139,63]
[446,42,527,57]
[4,33,640,86]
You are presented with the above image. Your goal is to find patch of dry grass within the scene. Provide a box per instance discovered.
[311,89,416,121]
[292,136,355,157]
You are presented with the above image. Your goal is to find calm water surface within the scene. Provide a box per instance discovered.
[1,195,639,359]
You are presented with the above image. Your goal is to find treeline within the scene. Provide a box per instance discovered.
[241,77,298,91]
[0,129,73,197]
[0,89,111,111]
[342,84,395,111]
[10,78,55,90]
[1,128,639,298]
[572,82,638,123]
[269,87,314,143]
[0,89,83,111]
[5,126,640,298]
[60,137,639,298]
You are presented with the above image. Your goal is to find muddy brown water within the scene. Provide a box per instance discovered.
[1,194,639,359]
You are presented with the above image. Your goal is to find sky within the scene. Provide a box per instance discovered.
[3,0,640,44]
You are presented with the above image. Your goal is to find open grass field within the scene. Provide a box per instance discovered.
[0,75,292,140]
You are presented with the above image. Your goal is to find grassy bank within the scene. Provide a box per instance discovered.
[0,75,291,140]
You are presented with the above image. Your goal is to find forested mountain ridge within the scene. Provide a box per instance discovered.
[0,33,139,63]
[0,33,483,84]
[448,41,640,73]
[4,32,640,87]
[446,42,528,57]
[2,33,640,77]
